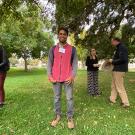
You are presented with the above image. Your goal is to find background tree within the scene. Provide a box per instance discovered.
[69,32,88,67]
[49,0,135,59]
[0,3,54,71]
[120,24,135,62]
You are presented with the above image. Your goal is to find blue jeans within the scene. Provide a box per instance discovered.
[53,82,74,118]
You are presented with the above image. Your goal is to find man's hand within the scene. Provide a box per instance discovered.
[98,64,101,67]
[49,76,56,83]
[93,64,101,67]
[65,76,74,85]
[108,59,113,63]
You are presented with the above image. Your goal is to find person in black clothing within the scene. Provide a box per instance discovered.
[86,48,101,96]
[0,45,10,108]
[108,38,130,108]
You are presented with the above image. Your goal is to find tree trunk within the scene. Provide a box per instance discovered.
[82,59,85,69]
[23,57,28,72]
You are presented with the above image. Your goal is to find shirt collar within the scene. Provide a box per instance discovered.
[57,43,68,48]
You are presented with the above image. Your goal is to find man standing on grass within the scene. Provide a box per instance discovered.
[47,27,78,129]
[109,37,130,108]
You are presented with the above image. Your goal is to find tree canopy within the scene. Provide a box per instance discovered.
[0,0,54,71]
[50,0,135,59]
[0,0,135,60]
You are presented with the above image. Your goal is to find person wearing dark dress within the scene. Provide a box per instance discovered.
[86,48,100,96]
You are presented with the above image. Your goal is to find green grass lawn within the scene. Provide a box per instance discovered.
[0,68,135,135]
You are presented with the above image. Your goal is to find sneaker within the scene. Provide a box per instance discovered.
[108,98,115,104]
[67,117,75,129]
[50,115,61,127]
[122,104,130,108]
[120,103,130,108]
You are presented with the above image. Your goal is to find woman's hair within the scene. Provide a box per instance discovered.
[89,48,97,59]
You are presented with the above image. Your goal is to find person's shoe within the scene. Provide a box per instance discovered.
[95,91,102,96]
[50,115,61,127]
[67,117,75,129]
[95,93,102,97]
[0,103,4,108]
[108,98,115,104]
[89,94,95,97]
[122,104,130,108]
[120,103,130,108]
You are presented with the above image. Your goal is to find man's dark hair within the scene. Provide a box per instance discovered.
[112,37,121,42]
[58,27,68,35]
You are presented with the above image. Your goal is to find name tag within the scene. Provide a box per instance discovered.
[59,48,65,53]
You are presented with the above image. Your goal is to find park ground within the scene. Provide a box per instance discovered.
[0,68,135,135]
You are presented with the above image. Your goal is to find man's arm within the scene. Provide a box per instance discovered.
[47,47,53,77]
[112,46,128,65]
[71,47,78,78]
[0,47,7,67]
[47,47,57,83]
[85,56,89,66]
